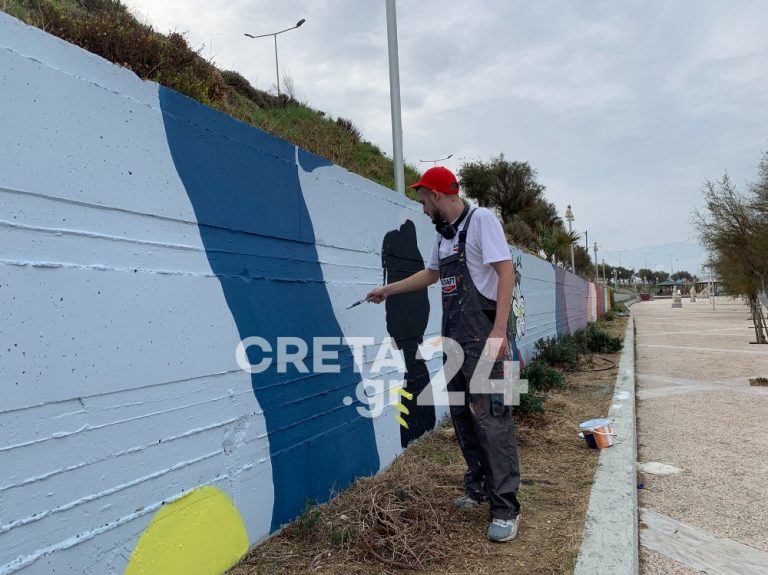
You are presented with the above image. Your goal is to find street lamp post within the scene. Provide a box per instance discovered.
[418,154,453,167]
[667,253,677,276]
[642,251,650,271]
[593,242,598,282]
[244,18,306,97]
[565,205,575,274]
[385,0,405,194]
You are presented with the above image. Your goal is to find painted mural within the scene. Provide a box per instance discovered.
[158,87,381,531]
[0,12,609,575]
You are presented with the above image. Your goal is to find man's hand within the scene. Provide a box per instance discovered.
[485,326,509,361]
[366,269,439,304]
[366,285,390,304]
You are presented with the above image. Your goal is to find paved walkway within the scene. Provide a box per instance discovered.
[634,297,768,574]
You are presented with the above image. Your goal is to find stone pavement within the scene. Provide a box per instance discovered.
[634,297,768,574]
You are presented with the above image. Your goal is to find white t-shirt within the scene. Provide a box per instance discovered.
[426,207,511,301]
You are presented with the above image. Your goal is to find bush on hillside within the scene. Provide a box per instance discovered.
[5,0,422,191]
[221,70,290,109]
[221,70,263,103]
[336,117,362,144]
[23,0,229,106]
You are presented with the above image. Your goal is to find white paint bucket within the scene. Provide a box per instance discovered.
[579,418,614,448]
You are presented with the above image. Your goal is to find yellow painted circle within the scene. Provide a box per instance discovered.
[125,486,249,575]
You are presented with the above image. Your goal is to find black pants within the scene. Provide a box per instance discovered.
[448,347,521,520]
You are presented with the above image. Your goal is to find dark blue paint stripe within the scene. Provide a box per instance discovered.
[158,87,379,531]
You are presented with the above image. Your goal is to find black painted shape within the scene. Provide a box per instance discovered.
[382,220,435,447]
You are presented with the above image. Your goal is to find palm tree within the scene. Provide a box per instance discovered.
[536,226,580,265]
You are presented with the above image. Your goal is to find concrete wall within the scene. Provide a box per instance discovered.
[0,13,609,575]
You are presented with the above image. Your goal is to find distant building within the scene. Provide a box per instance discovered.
[655,278,688,295]
[694,276,724,296]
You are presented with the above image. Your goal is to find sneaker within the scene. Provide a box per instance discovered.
[487,515,520,543]
[453,494,487,509]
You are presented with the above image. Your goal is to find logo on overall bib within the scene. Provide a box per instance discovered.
[441,276,458,295]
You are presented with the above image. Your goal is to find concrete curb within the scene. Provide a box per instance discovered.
[574,317,638,575]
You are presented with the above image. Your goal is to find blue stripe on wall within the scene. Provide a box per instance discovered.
[158,87,379,531]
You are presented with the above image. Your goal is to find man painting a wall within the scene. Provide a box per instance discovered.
[367,167,522,543]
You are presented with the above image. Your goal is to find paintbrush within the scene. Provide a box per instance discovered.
[346,298,369,309]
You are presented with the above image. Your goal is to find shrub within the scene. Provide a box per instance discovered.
[578,323,623,353]
[329,523,351,547]
[534,334,580,370]
[517,391,546,415]
[221,70,261,102]
[295,498,322,539]
[516,357,568,417]
[335,117,362,144]
[221,70,284,109]
[522,359,565,392]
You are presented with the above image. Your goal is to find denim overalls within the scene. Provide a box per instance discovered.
[439,208,521,520]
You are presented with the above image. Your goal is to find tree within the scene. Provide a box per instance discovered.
[751,151,768,214]
[457,159,495,207]
[574,245,594,278]
[614,266,634,283]
[671,270,695,282]
[694,168,768,343]
[459,155,559,251]
[600,263,614,283]
[750,153,768,289]
[637,268,655,283]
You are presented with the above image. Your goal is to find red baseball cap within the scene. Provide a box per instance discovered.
[408,166,460,195]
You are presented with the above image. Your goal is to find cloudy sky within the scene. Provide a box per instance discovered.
[125,0,768,273]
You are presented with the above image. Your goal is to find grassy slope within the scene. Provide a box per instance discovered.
[3,0,421,197]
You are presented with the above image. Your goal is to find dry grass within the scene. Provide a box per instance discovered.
[229,318,628,575]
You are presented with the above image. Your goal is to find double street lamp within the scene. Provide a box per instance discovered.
[418,154,453,167]
[244,18,306,97]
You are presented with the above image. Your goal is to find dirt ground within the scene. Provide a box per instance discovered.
[229,318,628,575]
